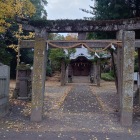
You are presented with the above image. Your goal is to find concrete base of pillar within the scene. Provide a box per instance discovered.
[31,107,43,122]
[121,110,133,126]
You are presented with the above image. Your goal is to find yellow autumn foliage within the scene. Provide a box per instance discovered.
[0,0,35,33]
[9,24,35,52]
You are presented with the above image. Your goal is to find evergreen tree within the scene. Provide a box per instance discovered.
[82,0,135,20]
[30,0,48,19]
[94,0,132,20]
[82,0,140,20]
[82,0,140,39]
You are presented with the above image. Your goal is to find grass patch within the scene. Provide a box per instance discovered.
[101,73,115,81]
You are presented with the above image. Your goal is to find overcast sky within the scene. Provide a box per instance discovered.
[47,0,93,19]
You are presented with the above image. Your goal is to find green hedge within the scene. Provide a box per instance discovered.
[101,72,115,81]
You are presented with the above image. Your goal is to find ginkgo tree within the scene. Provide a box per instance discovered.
[0,0,35,33]
[8,24,35,70]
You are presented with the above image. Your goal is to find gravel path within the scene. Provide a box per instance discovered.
[62,85,102,113]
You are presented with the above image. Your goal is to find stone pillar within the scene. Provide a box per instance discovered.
[60,58,66,86]
[90,63,94,83]
[97,59,101,87]
[116,30,123,111]
[138,49,140,105]
[90,63,94,75]
[68,64,73,83]
[93,63,97,84]
[65,65,69,84]
[120,31,135,126]
[31,30,47,121]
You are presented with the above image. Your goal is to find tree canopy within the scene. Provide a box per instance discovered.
[49,34,76,72]
[30,0,48,19]
[0,0,47,78]
[0,0,35,33]
[81,0,140,39]
[82,0,140,20]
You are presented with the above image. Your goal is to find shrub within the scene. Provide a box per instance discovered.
[101,73,115,81]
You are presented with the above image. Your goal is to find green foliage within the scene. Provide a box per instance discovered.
[49,48,65,71]
[82,0,140,20]
[48,33,65,40]
[50,48,65,61]
[20,48,34,65]
[49,47,76,72]
[0,45,12,65]
[0,27,17,66]
[67,48,76,58]
[101,72,115,81]
[0,0,35,33]
[30,0,47,19]
[48,33,76,72]
[93,0,132,20]
[0,0,48,79]
[134,64,138,72]
[46,63,52,76]
[87,32,116,40]
[82,0,140,39]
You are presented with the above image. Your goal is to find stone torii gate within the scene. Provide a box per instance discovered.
[18,17,140,126]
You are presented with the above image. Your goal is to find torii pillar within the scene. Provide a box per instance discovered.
[31,29,47,121]
[116,30,123,107]
[60,58,66,86]
[97,59,101,87]
[138,49,140,105]
[117,30,135,126]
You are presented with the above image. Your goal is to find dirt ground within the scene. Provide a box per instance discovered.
[1,77,140,140]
